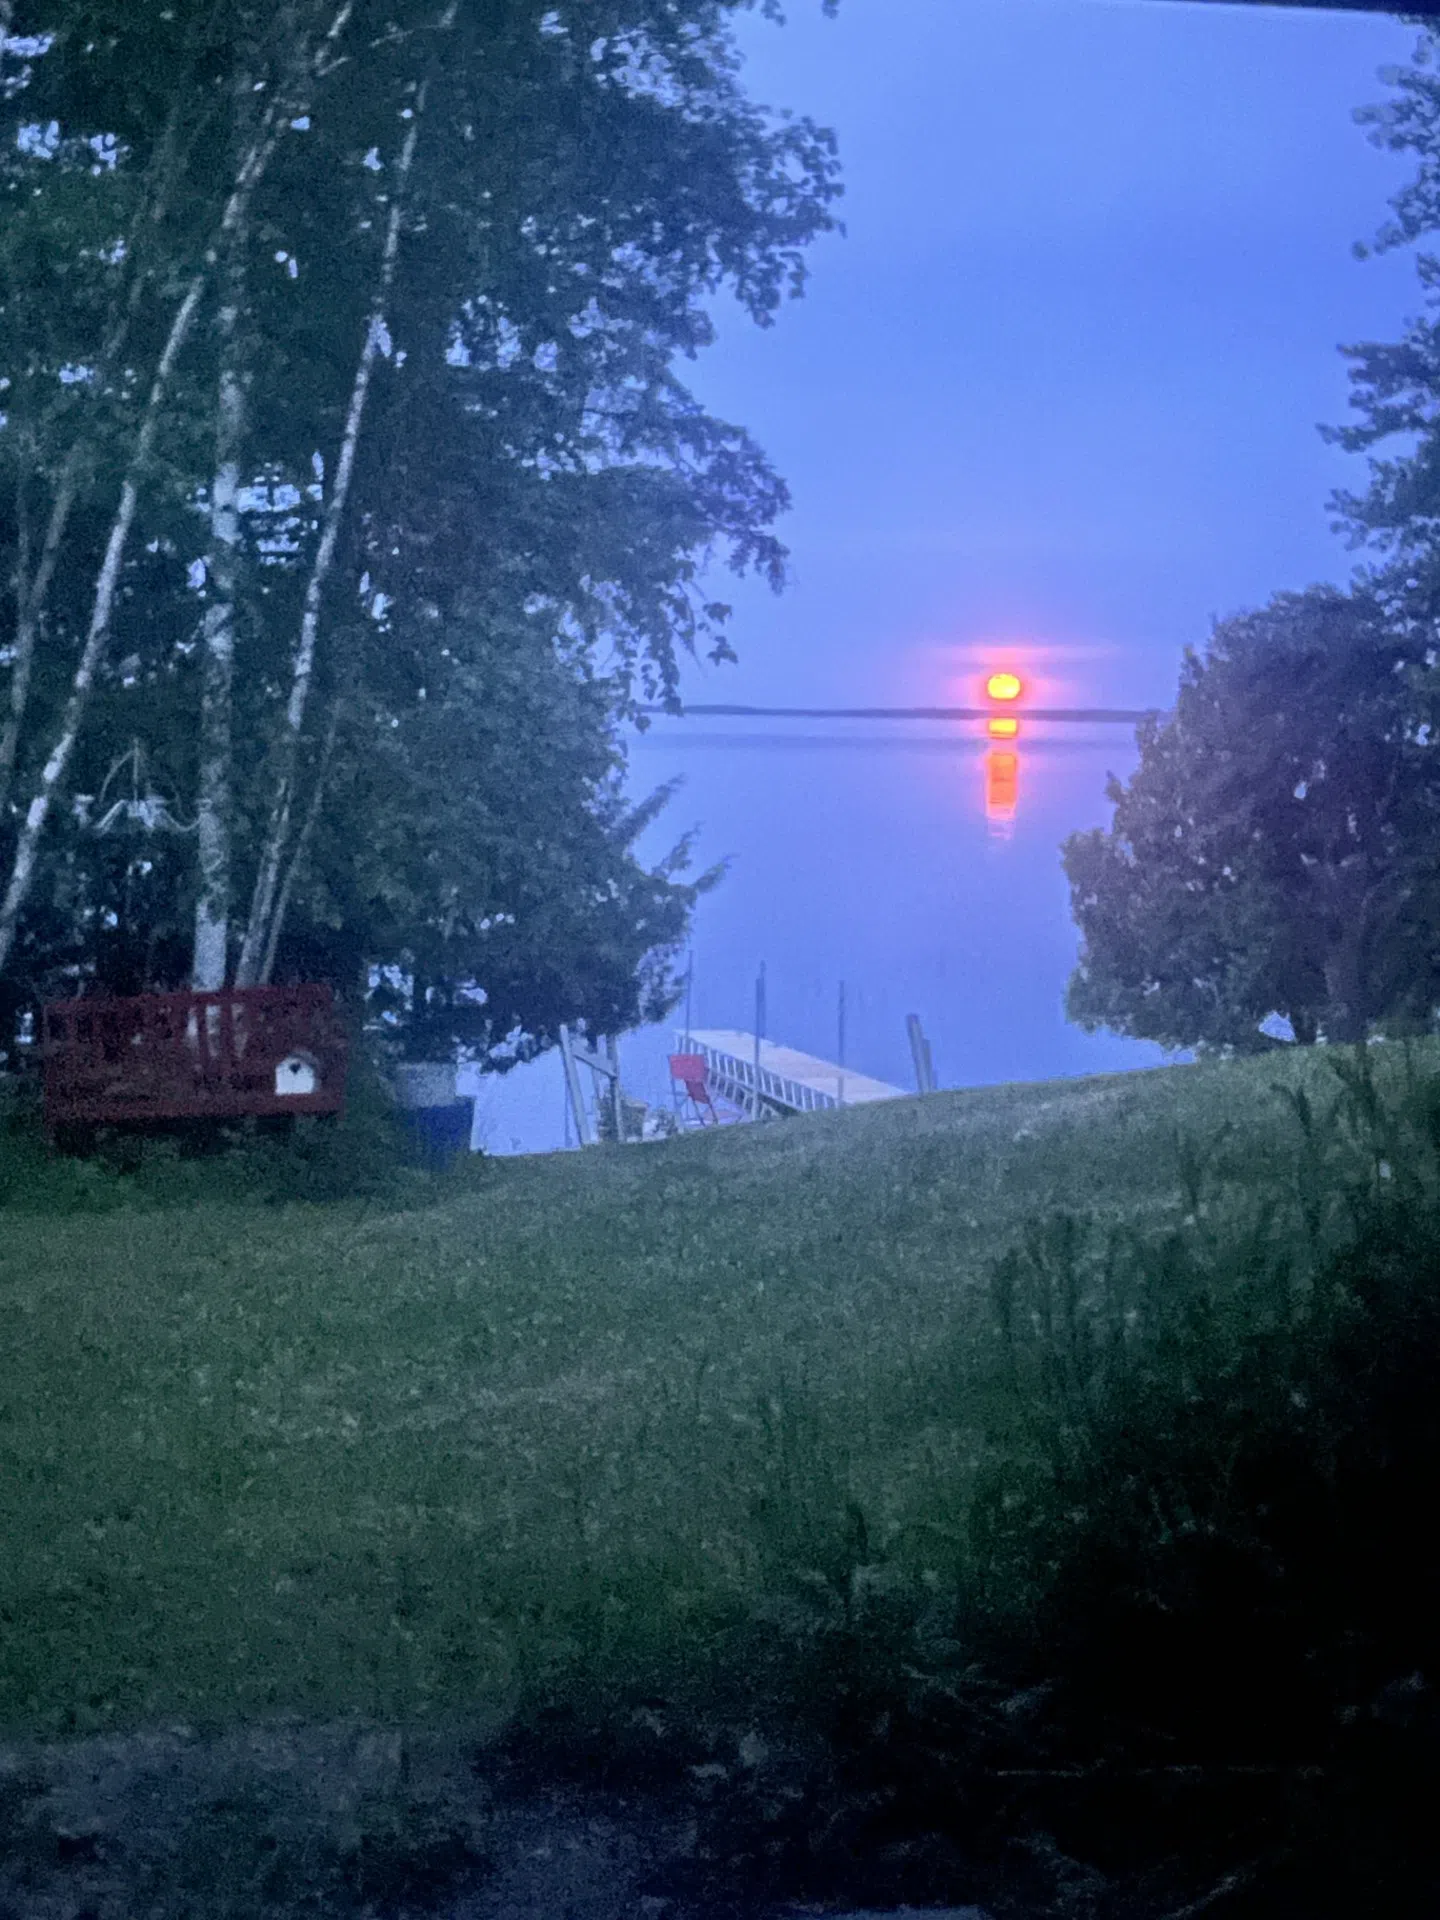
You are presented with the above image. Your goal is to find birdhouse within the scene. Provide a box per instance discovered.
[274,1049,319,1098]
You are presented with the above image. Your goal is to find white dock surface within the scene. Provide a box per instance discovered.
[684,1029,908,1107]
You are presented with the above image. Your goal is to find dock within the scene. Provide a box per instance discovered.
[678,1029,908,1118]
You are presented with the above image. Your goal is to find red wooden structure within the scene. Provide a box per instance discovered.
[40,984,348,1137]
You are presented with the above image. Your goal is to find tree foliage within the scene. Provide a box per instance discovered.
[0,0,841,1062]
[1064,588,1440,1054]
[1325,24,1440,634]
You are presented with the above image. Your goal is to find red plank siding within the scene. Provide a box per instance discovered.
[41,985,348,1130]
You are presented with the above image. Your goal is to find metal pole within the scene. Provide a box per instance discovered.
[753,961,766,1121]
[675,954,696,1124]
[837,979,846,1109]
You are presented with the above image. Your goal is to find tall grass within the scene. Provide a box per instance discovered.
[803,1040,1440,1917]
[2,1042,1439,1913]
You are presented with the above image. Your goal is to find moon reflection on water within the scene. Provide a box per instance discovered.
[983,745,1021,835]
[982,667,1025,836]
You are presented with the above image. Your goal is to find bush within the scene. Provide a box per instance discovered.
[0,1042,453,1212]
[694,1045,1440,1919]
[951,1046,1440,1914]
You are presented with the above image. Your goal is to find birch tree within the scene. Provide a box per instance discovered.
[0,0,356,981]
[190,64,258,991]
[0,18,229,819]
[234,0,458,987]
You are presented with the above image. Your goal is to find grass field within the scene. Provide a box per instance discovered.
[0,1038,1429,1751]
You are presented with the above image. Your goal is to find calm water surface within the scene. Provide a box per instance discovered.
[465,723,1178,1155]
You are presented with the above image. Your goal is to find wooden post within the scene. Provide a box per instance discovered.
[906,1014,936,1094]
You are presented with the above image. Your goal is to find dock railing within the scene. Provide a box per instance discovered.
[675,1031,839,1118]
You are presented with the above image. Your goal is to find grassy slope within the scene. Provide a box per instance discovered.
[0,1043,1389,1741]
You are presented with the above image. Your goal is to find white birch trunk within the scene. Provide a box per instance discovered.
[0,240,161,818]
[0,453,72,821]
[0,96,192,818]
[0,0,357,985]
[190,228,248,990]
[259,694,343,984]
[235,4,456,986]
[0,5,353,820]
[0,439,33,820]
[0,273,207,980]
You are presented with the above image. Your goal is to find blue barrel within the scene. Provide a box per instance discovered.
[391,1063,473,1169]
[398,1100,474,1169]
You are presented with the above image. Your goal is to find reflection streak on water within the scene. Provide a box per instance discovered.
[984,746,1020,836]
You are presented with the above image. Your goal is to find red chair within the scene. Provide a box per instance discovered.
[669,1052,721,1127]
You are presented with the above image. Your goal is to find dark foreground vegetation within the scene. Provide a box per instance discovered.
[1,1044,1438,1917]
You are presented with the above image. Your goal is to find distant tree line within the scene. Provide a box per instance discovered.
[0,1,841,1067]
[1066,23,1440,1056]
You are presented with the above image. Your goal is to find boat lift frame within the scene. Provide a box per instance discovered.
[558,1023,623,1147]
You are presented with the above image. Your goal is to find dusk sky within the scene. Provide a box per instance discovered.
[473,0,1432,1153]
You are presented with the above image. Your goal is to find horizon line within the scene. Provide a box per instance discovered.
[637,703,1164,723]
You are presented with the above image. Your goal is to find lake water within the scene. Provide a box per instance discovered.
[461,720,1178,1156]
